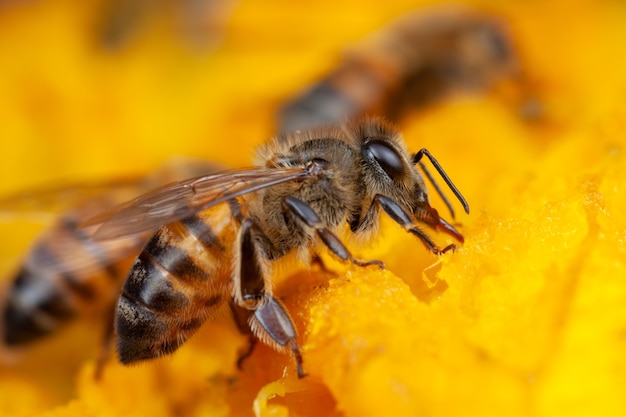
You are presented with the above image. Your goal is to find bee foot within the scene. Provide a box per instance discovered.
[352,258,385,269]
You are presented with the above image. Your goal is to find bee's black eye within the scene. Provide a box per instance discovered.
[362,140,405,181]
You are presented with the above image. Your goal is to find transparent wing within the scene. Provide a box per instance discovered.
[84,166,312,241]
[0,179,145,219]
[26,223,149,279]
[0,157,222,218]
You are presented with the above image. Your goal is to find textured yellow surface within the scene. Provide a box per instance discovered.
[1,0,626,416]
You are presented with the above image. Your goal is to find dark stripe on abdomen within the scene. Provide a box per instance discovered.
[29,231,99,302]
[2,268,75,345]
[123,251,190,314]
[181,214,224,251]
[143,229,209,283]
[60,215,120,281]
[115,294,170,363]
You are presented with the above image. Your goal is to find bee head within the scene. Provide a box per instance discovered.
[356,118,430,209]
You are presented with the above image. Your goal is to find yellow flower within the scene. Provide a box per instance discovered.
[1,0,625,416]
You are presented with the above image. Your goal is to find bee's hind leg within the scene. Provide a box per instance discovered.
[232,217,306,378]
[250,295,306,378]
[282,196,385,269]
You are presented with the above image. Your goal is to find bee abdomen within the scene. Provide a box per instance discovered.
[116,290,213,363]
[115,293,176,363]
[181,214,225,251]
[116,221,225,363]
[2,268,75,345]
[123,251,191,313]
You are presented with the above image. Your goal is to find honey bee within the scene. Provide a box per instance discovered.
[98,0,237,49]
[1,158,220,350]
[1,198,145,347]
[87,117,469,377]
[279,6,522,132]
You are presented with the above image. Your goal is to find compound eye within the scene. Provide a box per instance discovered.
[362,139,406,181]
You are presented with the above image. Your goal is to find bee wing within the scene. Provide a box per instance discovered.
[0,158,222,219]
[85,166,311,241]
[0,179,147,222]
[27,225,148,279]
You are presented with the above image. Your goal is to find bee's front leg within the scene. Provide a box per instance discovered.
[281,196,385,269]
[232,217,305,378]
[372,194,456,255]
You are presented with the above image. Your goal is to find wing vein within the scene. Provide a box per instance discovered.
[84,166,311,241]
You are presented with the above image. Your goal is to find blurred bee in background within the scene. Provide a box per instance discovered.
[278,5,534,132]
[97,0,238,49]
[86,117,469,377]
[0,158,220,360]
[0,0,236,49]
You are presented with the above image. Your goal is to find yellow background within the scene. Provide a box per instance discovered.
[1,0,626,416]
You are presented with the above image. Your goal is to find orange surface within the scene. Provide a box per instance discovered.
[1,0,626,416]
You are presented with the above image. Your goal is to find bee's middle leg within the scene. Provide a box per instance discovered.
[310,253,339,275]
[227,302,258,371]
[281,196,385,269]
[232,217,305,378]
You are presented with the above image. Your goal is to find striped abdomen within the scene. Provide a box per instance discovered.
[115,203,238,363]
[278,8,517,132]
[1,159,221,347]
[2,210,144,346]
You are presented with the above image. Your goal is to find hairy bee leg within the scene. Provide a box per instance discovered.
[249,294,306,378]
[234,218,270,309]
[232,218,305,377]
[282,196,385,269]
[373,194,456,255]
[227,302,257,371]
